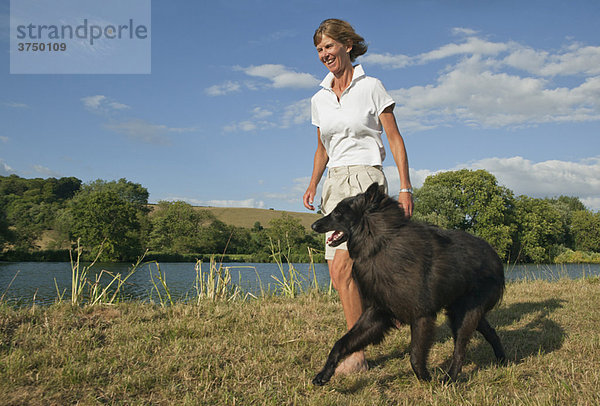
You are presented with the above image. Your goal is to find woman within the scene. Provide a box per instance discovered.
[303,19,413,375]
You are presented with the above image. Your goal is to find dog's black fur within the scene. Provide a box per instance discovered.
[311,183,506,385]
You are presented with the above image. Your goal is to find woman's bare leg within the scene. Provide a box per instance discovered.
[328,249,367,374]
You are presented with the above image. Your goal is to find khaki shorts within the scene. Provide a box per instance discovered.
[321,165,388,260]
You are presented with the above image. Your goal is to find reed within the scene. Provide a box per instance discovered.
[269,239,305,298]
[193,256,247,302]
[0,270,19,303]
[66,241,146,306]
[308,246,333,295]
[148,261,174,307]
[69,239,103,306]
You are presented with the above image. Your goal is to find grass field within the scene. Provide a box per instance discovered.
[1,277,599,405]
[199,206,321,230]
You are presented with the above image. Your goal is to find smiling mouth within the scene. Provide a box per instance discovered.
[327,230,345,246]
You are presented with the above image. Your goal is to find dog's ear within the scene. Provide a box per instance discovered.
[364,182,382,203]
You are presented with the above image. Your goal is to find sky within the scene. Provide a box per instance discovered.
[1,0,599,213]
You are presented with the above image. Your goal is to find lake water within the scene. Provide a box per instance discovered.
[1,261,599,306]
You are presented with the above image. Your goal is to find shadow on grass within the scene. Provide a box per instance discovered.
[334,298,566,391]
[484,298,566,363]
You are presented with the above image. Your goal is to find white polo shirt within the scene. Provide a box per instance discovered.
[311,64,395,168]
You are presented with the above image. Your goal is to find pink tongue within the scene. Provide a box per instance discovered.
[327,231,342,244]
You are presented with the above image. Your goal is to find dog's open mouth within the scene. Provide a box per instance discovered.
[327,230,346,247]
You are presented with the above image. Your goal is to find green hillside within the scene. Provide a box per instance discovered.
[147,204,322,231]
[200,206,321,230]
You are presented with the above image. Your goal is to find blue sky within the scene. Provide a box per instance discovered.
[1,0,599,212]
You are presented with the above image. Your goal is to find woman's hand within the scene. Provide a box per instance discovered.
[398,191,413,218]
[380,105,413,218]
[304,186,317,211]
[303,128,328,212]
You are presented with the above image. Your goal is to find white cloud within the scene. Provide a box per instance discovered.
[223,97,311,133]
[389,56,600,130]
[503,44,600,76]
[166,197,265,209]
[281,98,311,128]
[452,27,478,36]
[363,35,510,69]
[237,64,319,89]
[82,95,130,113]
[0,136,8,143]
[3,101,29,109]
[204,198,265,209]
[419,37,510,63]
[362,32,600,131]
[105,119,196,144]
[360,52,411,69]
[581,197,600,212]
[251,107,273,119]
[33,165,61,177]
[263,177,313,205]
[82,96,194,144]
[108,101,130,110]
[82,95,107,110]
[224,120,261,133]
[0,159,14,176]
[384,156,600,211]
[464,156,600,203]
[205,80,241,96]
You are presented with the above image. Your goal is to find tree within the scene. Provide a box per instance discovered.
[547,196,587,249]
[50,177,82,200]
[84,178,149,209]
[414,169,515,259]
[0,206,11,249]
[148,201,216,253]
[0,175,83,249]
[571,210,600,253]
[202,219,234,254]
[264,214,322,260]
[267,214,306,247]
[4,200,54,249]
[66,179,149,261]
[512,196,564,263]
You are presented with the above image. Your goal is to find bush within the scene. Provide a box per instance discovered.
[554,249,600,264]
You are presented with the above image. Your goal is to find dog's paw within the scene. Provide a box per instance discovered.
[312,369,332,386]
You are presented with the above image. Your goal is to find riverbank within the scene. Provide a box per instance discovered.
[0,249,326,264]
[1,278,599,405]
[2,247,598,265]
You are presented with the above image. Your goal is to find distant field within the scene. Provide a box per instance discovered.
[168,205,322,231]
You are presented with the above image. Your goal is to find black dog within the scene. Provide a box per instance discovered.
[311,183,506,385]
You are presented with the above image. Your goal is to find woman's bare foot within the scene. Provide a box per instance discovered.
[334,351,368,376]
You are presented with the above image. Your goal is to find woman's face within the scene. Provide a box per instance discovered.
[316,35,352,75]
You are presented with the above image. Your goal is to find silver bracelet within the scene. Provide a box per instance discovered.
[399,188,413,194]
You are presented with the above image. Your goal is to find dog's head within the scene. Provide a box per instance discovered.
[311,182,391,248]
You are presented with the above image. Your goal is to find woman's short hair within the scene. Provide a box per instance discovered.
[313,19,368,62]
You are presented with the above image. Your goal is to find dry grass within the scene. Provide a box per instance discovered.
[192,206,320,230]
[1,278,599,405]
